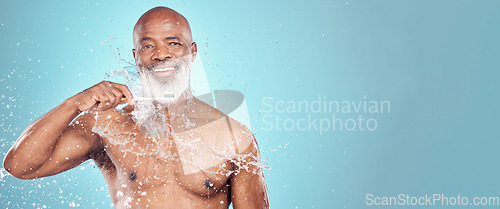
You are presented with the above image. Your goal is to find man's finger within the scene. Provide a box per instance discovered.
[112,83,134,106]
[96,93,113,111]
[110,87,125,108]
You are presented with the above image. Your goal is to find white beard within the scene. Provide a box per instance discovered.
[130,55,193,137]
[137,54,192,104]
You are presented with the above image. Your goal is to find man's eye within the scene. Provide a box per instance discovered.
[142,45,153,50]
[169,42,182,46]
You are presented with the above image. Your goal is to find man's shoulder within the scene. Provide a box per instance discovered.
[193,98,256,154]
[194,99,249,130]
[191,98,226,119]
[227,118,256,155]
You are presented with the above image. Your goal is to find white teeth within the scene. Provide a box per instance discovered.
[153,67,175,72]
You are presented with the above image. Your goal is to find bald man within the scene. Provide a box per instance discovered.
[3,7,269,209]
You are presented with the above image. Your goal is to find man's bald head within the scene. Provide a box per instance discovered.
[133,7,193,50]
[132,6,197,69]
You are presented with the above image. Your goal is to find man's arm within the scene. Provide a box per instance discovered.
[230,132,269,209]
[3,81,133,179]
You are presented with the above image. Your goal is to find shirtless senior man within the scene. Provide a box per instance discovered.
[3,6,269,209]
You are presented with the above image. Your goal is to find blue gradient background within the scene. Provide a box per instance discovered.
[1,0,500,208]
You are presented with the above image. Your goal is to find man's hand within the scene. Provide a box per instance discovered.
[71,81,134,112]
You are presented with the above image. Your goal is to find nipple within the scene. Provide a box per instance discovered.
[204,179,214,189]
[129,172,137,181]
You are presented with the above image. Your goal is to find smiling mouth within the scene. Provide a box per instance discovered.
[152,66,176,72]
[149,66,177,77]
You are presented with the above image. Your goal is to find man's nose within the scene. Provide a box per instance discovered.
[152,46,173,61]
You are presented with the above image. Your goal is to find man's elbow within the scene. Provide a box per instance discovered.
[3,153,36,180]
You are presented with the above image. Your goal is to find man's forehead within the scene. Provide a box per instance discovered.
[135,14,184,31]
[133,7,192,42]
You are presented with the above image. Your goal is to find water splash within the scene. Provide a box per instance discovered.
[95,56,265,177]
[87,54,267,209]
[0,168,10,182]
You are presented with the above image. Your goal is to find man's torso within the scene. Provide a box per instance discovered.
[86,101,249,208]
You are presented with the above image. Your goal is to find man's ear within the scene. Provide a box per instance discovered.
[190,42,197,61]
[132,49,137,60]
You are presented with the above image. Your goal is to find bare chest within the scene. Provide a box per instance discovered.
[93,119,236,197]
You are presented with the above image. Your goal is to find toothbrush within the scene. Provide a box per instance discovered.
[121,92,175,101]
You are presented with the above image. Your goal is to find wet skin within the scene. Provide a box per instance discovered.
[3,6,268,209]
[84,98,262,208]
